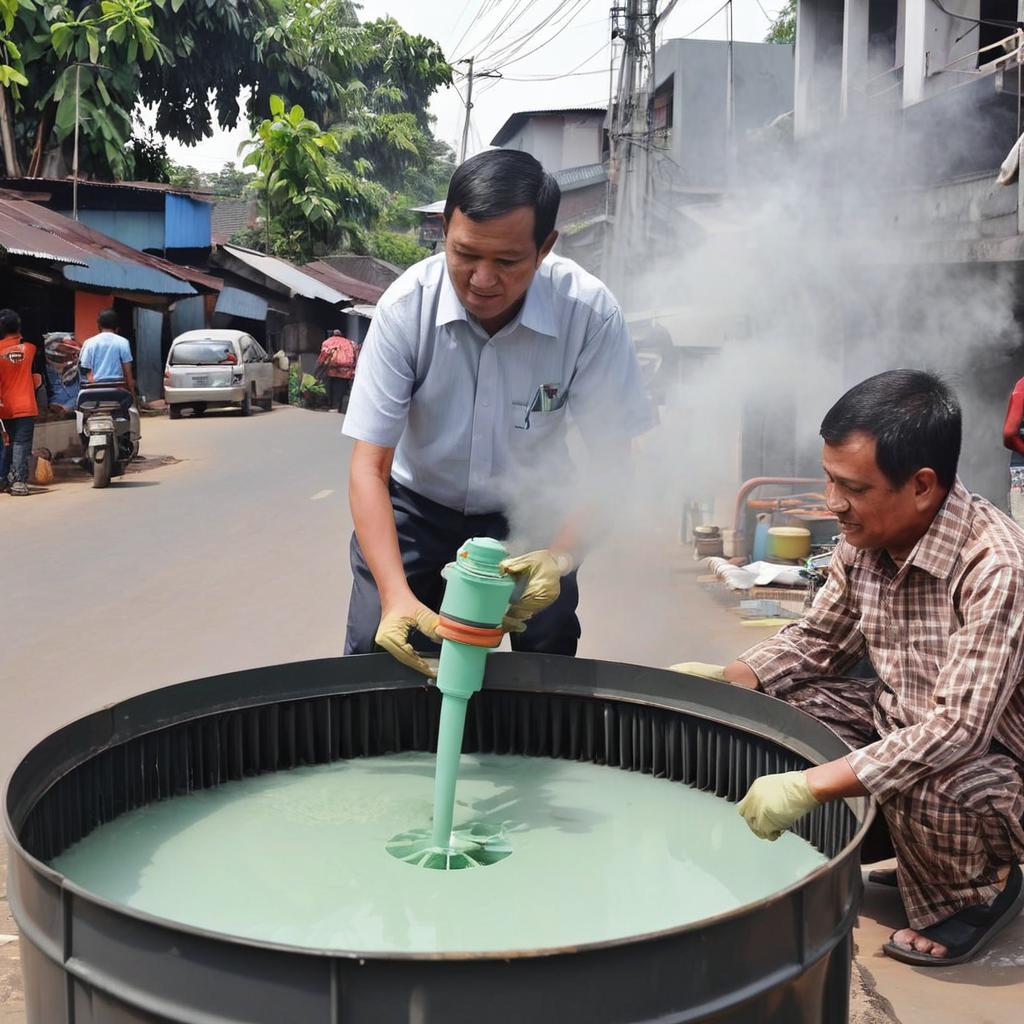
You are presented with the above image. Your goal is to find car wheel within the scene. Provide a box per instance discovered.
[169,404,182,420]
[240,388,252,417]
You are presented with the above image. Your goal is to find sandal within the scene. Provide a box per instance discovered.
[883,863,1024,966]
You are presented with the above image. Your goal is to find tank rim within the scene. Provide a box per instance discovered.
[3,653,875,963]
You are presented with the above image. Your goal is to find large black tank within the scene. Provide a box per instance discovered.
[4,654,873,1023]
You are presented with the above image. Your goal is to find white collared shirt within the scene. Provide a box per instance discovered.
[343,252,656,514]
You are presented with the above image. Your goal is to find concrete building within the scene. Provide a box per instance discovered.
[651,38,795,192]
[490,108,607,173]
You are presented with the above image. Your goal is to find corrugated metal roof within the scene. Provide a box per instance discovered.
[410,199,446,215]
[302,260,384,304]
[552,163,608,192]
[211,198,257,245]
[490,107,606,147]
[64,255,195,295]
[317,255,402,289]
[222,244,351,304]
[0,197,216,296]
[0,201,90,265]
[0,175,213,200]
[214,286,269,320]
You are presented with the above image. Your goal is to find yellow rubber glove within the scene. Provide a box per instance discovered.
[375,601,442,678]
[499,549,570,632]
[668,661,726,681]
[736,771,820,841]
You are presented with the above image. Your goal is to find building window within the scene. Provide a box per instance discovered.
[978,1,1018,66]
[653,74,674,139]
[868,0,899,71]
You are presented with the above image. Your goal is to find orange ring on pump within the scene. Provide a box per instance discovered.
[436,616,504,648]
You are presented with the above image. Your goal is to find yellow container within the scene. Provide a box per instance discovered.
[767,526,811,561]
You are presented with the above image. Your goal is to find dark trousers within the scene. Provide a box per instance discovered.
[0,415,34,484]
[344,481,581,657]
[328,376,352,412]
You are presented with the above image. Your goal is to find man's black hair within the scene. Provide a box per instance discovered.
[0,308,20,336]
[820,369,961,490]
[97,308,119,330]
[444,149,561,250]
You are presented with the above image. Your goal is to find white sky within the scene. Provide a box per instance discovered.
[161,0,775,173]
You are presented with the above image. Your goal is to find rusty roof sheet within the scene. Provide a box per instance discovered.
[221,244,351,304]
[0,197,222,295]
[0,201,90,265]
[301,260,384,305]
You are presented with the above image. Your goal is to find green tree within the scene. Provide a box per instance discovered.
[241,94,386,261]
[2,0,170,178]
[205,161,255,197]
[367,230,429,269]
[765,1,796,45]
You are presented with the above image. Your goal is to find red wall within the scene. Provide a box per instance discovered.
[74,291,113,345]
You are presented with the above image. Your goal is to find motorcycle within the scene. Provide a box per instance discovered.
[76,383,140,488]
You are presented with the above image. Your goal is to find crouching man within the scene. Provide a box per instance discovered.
[679,370,1024,966]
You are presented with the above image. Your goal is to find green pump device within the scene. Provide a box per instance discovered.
[431,537,516,848]
[386,537,516,870]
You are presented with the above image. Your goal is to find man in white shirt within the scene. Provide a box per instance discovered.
[343,150,655,675]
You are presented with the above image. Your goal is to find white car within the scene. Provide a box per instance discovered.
[164,329,274,419]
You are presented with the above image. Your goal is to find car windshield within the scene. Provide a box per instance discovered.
[170,341,238,365]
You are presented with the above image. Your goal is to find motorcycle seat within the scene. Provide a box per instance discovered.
[77,385,133,413]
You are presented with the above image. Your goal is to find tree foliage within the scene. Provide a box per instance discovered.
[367,230,429,269]
[241,95,387,261]
[765,1,796,45]
[0,0,453,268]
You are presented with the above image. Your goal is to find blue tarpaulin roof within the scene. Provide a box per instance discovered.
[63,255,196,296]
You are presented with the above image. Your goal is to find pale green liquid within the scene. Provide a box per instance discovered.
[52,753,826,954]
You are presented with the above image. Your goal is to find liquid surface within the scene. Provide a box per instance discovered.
[52,753,826,954]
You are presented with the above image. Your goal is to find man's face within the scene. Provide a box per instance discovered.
[444,207,556,327]
[822,432,940,557]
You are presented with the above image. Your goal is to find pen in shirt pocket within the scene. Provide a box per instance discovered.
[515,383,566,429]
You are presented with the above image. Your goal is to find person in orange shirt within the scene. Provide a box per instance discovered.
[0,309,42,496]
[1002,375,1024,527]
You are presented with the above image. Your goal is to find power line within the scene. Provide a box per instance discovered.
[471,0,547,63]
[680,0,729,38]
[479,0,592,68]
[450,0,503,61]
[498,38,610,81]
[487,0,592,71]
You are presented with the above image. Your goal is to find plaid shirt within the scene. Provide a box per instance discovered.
[741,481,1024,803]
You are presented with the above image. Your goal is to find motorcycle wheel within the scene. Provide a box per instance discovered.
[169,404,182,420]
[240,388,252,417]
[92,448,113,489]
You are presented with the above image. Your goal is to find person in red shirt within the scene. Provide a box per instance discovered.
[1001,375,1024,527]
[316,329,359,413]
[0,309,42,496]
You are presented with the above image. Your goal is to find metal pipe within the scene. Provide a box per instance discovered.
[732,476,827,536]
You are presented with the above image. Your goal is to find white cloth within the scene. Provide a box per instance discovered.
[343,252,656,514]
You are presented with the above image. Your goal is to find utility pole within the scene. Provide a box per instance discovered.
[459,56,475,163]
[73,63,81,220]
[726,0,735,181]
[70,62,109,220]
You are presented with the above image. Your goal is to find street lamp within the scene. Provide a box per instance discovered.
[69,61,110,221]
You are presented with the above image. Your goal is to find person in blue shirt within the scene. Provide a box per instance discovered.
[79,309,135,393]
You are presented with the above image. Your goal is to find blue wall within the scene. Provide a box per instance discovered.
[76,209,165,251]
[165,195,212,249]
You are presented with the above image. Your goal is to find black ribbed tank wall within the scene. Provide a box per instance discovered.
[21,687,857,864]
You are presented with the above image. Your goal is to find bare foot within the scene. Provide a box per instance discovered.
[889,865,1012,959]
